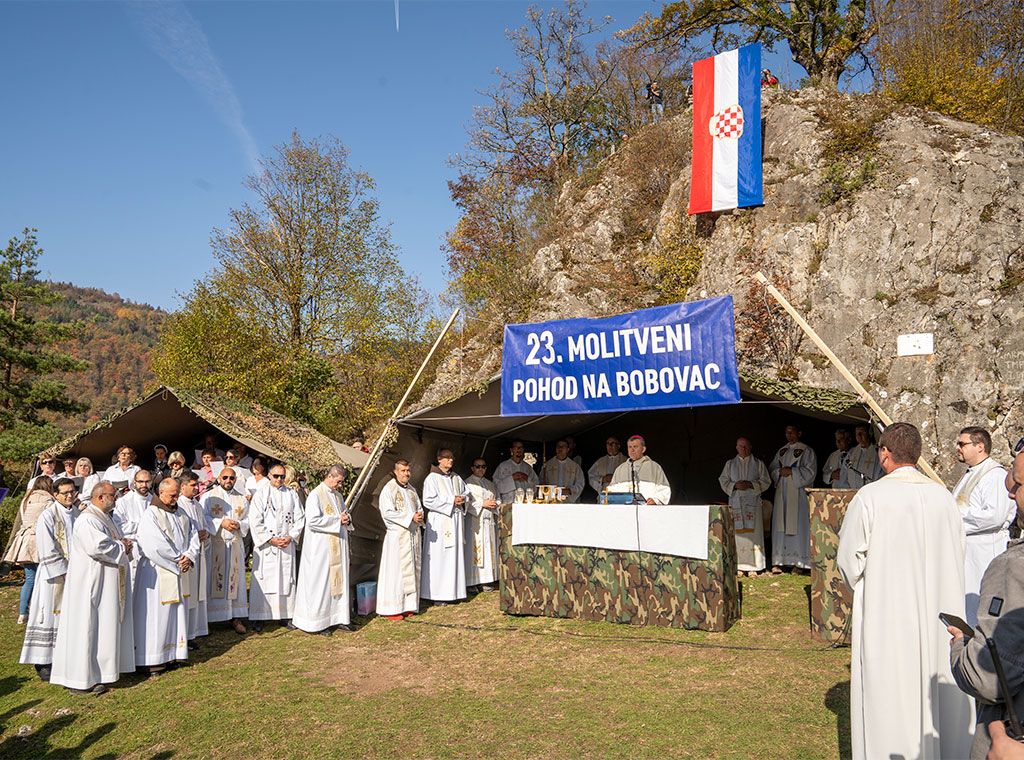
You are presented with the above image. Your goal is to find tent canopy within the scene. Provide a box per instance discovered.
[43,385,368,474]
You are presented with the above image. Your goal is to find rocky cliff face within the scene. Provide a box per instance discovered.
[423,88,1024,478]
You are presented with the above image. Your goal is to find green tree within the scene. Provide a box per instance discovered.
[625,0,891,89]
[0,229,88,461]
[155,134,434,440]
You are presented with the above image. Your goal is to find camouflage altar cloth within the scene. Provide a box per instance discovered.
[498,505,740,632]
[807,488,856,645]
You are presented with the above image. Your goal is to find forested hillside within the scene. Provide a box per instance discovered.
[42,282,165,433]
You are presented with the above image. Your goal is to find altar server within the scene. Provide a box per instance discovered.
[133,478,198,672]
[822,429,852,488]
[769,425,817,571]
[837,422,971,760]
[421,448,469,604]
[20,478,78,680]
[201,468,249,634]
[953,425,1014,626]
[588,436,627,498]
[293,464,353,635]
[541,440,586,502]
[465,458,500,590]
[609,436,672,504]
[249,464,305,628]
[177,472,211,641]
[49,483,135,695]
[493,441,539,504]
[843,424,883,488]
[376,459,424,619]
[718,438,771,574]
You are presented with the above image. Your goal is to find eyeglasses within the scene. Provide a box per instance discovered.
[270,474,285,480]
[955,440,977,448]
[221,476,237,481]
[1014,437,1024,455]
[57,490,77,497]
[40,460,55,465]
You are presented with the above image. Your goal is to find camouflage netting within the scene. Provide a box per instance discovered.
[498,505,740,631]
[740,372,863,417]
[807,488,855,644]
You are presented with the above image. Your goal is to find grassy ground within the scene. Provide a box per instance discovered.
[0,572,851,759]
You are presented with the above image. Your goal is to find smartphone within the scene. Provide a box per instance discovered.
[939,612,976,639]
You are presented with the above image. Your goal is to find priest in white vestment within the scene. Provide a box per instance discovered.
[49,482,135,695]
[608,436,672,505]
[843,425,883,488]
[20,478,78,680]
[177,472,212,641]
[201,468,250,634]
[101,446,140,490]
[133,479,199,670]
[421,448,469,603]
[540,440,586,502]
[493,441,539,504]
[588,437,627,500]
[953,426,1014,626]
[718,438,771,573]
[769,425,817,570]
[113,469,154,580]
[465,459,500,589]
[249,464,305,627]
[822,429,852,489]
[837,422,972,760]
[376,459,424,619]
[293,465,353,635]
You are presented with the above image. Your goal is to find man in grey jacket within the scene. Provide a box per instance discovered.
[949,451,1024,759]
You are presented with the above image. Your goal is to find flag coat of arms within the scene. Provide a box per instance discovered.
[688,43,763,215]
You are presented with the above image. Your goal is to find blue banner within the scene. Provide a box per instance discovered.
[500,296,740,416]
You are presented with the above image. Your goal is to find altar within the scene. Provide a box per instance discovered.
[498,503,740,632]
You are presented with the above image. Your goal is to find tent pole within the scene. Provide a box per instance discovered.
[753,272,944,485]
[345,308,461,509]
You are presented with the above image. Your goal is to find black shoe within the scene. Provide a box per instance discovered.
[285,620,297,630]
[68,684,107,695]
[315,628,333,637]
[432,601,450,607]
[187,640,200,651]
[251,622,264,633]
[333,624,352,632]
[35,665,51,682]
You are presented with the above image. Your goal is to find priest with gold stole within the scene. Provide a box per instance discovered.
[718,437,771,574]
[293,464,353,635]
[465,458,500,591]
[202,467,250,634]
[376,459,424,619]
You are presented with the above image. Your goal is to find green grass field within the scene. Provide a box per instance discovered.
[0,573,851,758]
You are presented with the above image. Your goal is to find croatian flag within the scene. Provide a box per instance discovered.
[688,44,763,215]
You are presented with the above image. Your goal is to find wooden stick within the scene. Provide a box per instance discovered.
[753,272,944,484]
[345,308,461,507]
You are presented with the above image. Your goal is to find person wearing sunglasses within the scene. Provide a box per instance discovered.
[953,426,1015,627]
[464,459,500,593]
[27,454,59,491]
[249,465,305,631]
[201,468,250,635]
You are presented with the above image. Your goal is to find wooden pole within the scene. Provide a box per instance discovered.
[753,272,944,484]
[345,308,461,508]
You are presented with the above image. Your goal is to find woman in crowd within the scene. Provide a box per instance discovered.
[167,451,190,481]
[75,457,99,503]
[4,478,56,624]
[283,465,307,503]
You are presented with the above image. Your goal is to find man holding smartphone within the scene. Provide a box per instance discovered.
[949,451,1024,759]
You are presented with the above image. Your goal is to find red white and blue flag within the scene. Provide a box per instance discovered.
[688,43,763,215]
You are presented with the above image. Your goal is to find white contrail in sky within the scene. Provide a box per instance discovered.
[124,0,261,172]
[395,0,399,31]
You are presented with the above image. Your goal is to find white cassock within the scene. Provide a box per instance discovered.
[718,455,771,572]
[245,475,269,499]
[588,453,627,498]
[953,457,1013,626]
[376,479,422,615]
[292,484,352,632]
[608,456,672,504]
[101,464,139,487]
[493,459,539,504]
[420,468,469,602]
[20,502,76,666]
[822,448,852,489]
[843,445,882,488]
[178,494,212,638]
[249,485,305,620]
[133,504,199,666]
[201,485,250,621]
[49,505,135,691]
[769,442,817,568]
[113,490,150,580]
[837,466,972,760]
[540,457,586,502]
[464,475,499,586]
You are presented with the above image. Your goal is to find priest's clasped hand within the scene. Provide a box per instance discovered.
[177,555,193,572]
[121,538,133,557]
[270,536,292,548]
[454,495,466,510]
[340,511,351,525]
[197,529,210,542]
[780,466,793,477]
[412,511,424,525]
[221,518,240,532]
[735,480,753,490]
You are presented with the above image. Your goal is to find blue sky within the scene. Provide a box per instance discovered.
[1,0,802,311]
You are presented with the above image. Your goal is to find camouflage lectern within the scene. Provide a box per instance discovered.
[807,488,856,644]
[498,505,740,632]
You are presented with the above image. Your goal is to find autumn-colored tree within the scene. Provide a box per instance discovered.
[0,229,88,461]
[876,0,1023,134]
[155,133,434,440]
[624,0,891,90]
